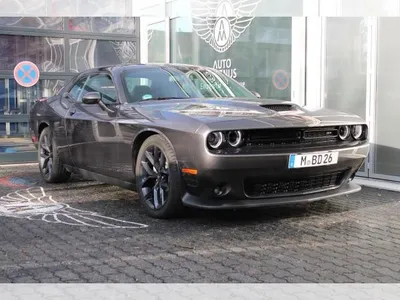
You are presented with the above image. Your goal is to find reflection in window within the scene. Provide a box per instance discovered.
[69,77,88,102]
[170,17,292,100]
[324,18,367,118]
[0,35,64,72]
[148,21,166,63]
[122,67,202,103]
[83,74,117,104]
[69,17,137,35]
[69,39,137,72]
[0,17,63,30]
[0,79,65,116]
[186,69,256,99]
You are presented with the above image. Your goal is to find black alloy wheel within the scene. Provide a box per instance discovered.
[139,145,170,210]
[38,127,71,183]
[135,134,184,218]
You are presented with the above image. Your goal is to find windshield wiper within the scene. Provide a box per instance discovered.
[140,97,190,102]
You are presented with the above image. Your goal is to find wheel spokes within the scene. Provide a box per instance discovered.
[39,133,53,178]
[141,161,155,176]
[160,184,165,205]
[144,150,155,167]
[153,185,160,209]
[153,147,162,171]
[42,157,50,169]
[48,159,53,175]
[160,153,166,171]
[42,135,51,152]
[140,145,170,210]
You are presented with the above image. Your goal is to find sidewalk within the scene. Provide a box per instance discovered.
[0,138,37,164]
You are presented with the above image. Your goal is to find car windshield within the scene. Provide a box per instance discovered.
[121,65,258,103]
[121,67,204,103]
[183,68,258,99]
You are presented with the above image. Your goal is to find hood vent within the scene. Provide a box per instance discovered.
[260,104,297,112]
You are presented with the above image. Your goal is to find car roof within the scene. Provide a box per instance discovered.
[78,63,213,75]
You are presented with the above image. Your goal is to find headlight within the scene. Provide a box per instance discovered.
[207,131,224,149]
[227,130,244,147]
[338,125,350,140]
[351,125,363,140]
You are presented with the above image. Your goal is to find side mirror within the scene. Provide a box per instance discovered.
[252,91,261,98]
[82,92,101,104]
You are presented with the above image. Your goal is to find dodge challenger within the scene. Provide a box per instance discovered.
[29,63,369,218]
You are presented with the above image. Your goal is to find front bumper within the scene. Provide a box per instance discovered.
[182,182,361,209]
[180,143,369,209]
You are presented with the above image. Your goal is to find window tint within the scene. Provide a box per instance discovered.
[69,76,88,101]
[81,74,117,104]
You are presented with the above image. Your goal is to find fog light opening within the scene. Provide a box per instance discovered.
[213,184,231,197]
[348,172,357,182]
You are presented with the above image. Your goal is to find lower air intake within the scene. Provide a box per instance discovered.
[244,170,347,198]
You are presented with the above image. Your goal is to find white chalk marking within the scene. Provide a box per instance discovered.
[0,186,148,229]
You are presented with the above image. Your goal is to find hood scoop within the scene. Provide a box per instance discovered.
[260,104,298,112]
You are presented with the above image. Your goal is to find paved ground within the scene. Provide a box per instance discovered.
[1,164,400,283]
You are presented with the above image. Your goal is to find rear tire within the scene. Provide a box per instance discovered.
[38,127,71,183]
[135,134,185,219]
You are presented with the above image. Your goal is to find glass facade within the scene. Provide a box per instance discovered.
[170,17,292,100]
[323,18,368,174]
[374,18,400,178]
[0,11,398,184]
[69,39,137,72]
[68,17,136,34]
[0,78,65,135]
[0,17,64,30]
[0,35,65,72]
[0,17,139,163]
[148,21,166,63]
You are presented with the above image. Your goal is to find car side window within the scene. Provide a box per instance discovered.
[80,74,117,104]
[69,76,88,101]
[124,78,153,102]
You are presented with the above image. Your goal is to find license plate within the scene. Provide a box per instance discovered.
[288,151,339,169]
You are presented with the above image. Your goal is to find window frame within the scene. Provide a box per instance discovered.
[68,75,89,102]
[81,72,119,105]
[68,71,120,105]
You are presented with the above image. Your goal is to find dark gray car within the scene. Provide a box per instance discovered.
[29,63,370,218]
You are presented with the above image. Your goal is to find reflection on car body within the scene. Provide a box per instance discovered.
[29,63,369,219]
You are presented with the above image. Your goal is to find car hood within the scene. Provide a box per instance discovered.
[120,98,366,131]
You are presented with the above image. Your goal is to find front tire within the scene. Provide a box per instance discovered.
[38,127,71,183]
[135,134,184,219]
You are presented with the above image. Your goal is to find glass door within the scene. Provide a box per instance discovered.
[320,17,371,177]
[370,17,400,182]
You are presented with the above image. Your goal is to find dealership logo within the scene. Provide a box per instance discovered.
[191,0,261,53]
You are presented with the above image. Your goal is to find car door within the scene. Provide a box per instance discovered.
[65,72,120,177]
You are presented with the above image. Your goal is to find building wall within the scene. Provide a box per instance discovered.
[0,17,139,137]
[0,1,399,182]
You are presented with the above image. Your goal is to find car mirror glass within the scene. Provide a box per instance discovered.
[82,92,101,105]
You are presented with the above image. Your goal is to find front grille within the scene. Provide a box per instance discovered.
[244,170,347,198]
[247,127,340,149]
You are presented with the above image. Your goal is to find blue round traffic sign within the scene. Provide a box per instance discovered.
[13,61,40,87]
